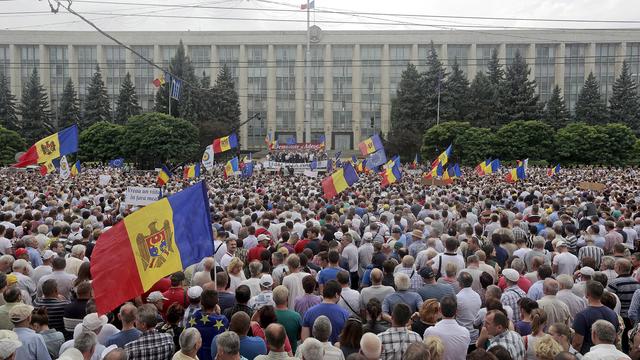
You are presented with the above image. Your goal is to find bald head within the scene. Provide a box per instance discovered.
[543,278,559,296]
[370,268,383,284]
[360,333,382,360]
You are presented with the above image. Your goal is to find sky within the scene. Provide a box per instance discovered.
[1,0,639,32]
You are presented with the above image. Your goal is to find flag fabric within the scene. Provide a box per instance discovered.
[59,156,71,180]
[318,134,326,150]
[265,132,278,151]
[410,154,419,169]
[335,151,342,160]
[351,155,357,165]
[326,159,333,173]
[70,160,81,177]
[423,163,444,180]
[109,158,125,168]
[475,159,492,176]
[321,163,359,200]
[91,181,213,314]
[380,164,402,187]
[183,164,202,179]
[443,164,462,183]
[505,166,527,183]
[202,145,214,171]
[431,144,452,168]
[356,159,367,173]
[517,159,529,169]
[286,136,296,145]
[40,159,60,176]
[241,162,254,178]
[224,157,240,178]
[358,134,384,156]
[152,74,165,88]
[300,0,315,10]
[157,165,172,186]
[14,125,79,167]
[170,78,182,100]
[310,159,318,171]
[365,149,387,169]
[384,155,401,170]
[213,134,238,154]
[548,164,561,177]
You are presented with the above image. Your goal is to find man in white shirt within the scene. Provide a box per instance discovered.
[32,250,56,285]
[336,271,360,317]
[431,237,465,278]
[0,225,12,255]
[340,233,359,289]
[37,257,77,300]
[552,241,579,276]
[583,319,630,360]
[219,239,238,270]
[455,272,481,348]
[424,295,470,360]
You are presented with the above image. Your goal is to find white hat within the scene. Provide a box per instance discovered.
[260,274,274,287]
[100,345,118,360]
[0,330,21,359]
[82,313,108,331]
[555,241,567,248]
[42,250,57,260]
[59,348,84,360]
[362,232,373,241]
[188,286,203,299]
[257,234,270,242]
[580,267,595,277]
[334,231,344,240]
[147,291,168,303]
[502,269,520,282]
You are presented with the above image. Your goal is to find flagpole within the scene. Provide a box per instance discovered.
[168,80,172,116]
[304,0,312,144]
[436,77,441,126]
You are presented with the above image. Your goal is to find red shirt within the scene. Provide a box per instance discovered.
[248,244,267,263]
[162,287,187,313]
[497,275,532,293]
[294,239,310,254]
[142,277,171,301]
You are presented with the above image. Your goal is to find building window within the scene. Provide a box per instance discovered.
[218,46,240,91]
[48,46,69,126]
[595,43,617,104]
[447,45,468,74]
[309,46,324,132]
[190,45,210,79]
[418,44,441,71]
[77,46,97,108]
[0,46,9,85]
[332,45,353,134]
[536,45,556,104]
[506,45,528,66]
[161,46,177,69]
[20,45,39,86]
[247,46,267,149]
[564,43,586,112]
[389,45,411,98]
[105,45,127,119]
[132,46,154,111]
[360,45,381,139]
[628,43,640,95]
[275,46,296,133]
[476,45,498,74]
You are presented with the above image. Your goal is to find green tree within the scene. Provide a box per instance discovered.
[420,42,448,128]
[115,72,141,125]
[0,126,26,166]
[203,66,241,147]
[122,112,199,168]
[574,72,608,125]
[487,50,505,85]
[554,123,609,165]
[0,73,19,132]
[494,120,554,161]
[83,65,111,128]
[441,59,471,121]
[78,121,126,163]
[388,64,424,158]
[609,60,640,132]
[57,78,81,129]
[18,68,52,143]
[467,72,495,128]
[599,123,637,165]
[456,127,496,165]
[421,121,471,163]
[486,50,506,127]
[501,51,542,122]
[155,40,199,120]
[543,85,570,129]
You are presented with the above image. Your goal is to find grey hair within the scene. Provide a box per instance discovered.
[74,331,97,353]
[249,261,263,277]
[542,278,559,296]
[137,304,159,328]
[601,256,615,270]
[300,338,324,360]
[556,274,574,290]
[71,244,86,256]
[104,349,128,360]
[592,319,616,344]
[394,272,410,291]
[12,259,29,272]
[511,258,525,273]
[216,331,240,355]
[312,315,332,342]
[532,237,545,249]
[179,328,201,353]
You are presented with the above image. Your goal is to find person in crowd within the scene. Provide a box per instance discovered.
[301,280,349,344]
[377,303,422,360]
[124,304,175,360]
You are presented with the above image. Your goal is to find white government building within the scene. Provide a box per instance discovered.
[1,28,639,151]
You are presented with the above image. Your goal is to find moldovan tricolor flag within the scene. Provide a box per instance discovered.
[321,163,359,200]
[14,125,79,167]
[358,134,383,156]
[213,134,238,154]
[91,182,213,314]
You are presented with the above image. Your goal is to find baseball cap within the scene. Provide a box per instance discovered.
[147,291,168,303]
[334,231,344,240]
[82,313,108,331]
[188,286,203,299]
[555,241,567,248]
[14,248,28,257]
[502,269,520,282]
[580,266,595,277]
[362,232,373,241]
[419,267,435,279]
[0,330,21,359]
[42,250,56,260]
[8,304,34,323]
[260,274,274,287]
[257,234,270,242]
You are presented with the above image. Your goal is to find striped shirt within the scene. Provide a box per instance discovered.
[501,286,526,322]
[608,276,640,317]
[578,245,604,269]
[395,267,423,291]
[33,298,70,333]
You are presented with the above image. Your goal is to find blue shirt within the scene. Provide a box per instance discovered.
[187,310,229,360]
[28,247,43,268]
[105,328,142,348]
[302,303,349,343]
[317,267,342,285]
[14,327,52,360]
[211,335,266,360]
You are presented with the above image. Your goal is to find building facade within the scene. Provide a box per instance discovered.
[1,29,639,151]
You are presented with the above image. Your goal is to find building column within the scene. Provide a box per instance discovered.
[585,42,596,77]
[380,44,390,137]
[441,43,448,69]
[153,45,162,79]
[528,44,536,82]
[125,45,135,78]
[9,45,20,100]
[615,42,627,77]
[323,44,333,149]
[555,43,565,91]
[266,45,277,138]
[498,43,506,63]
[351,45,361,148]
[69,45,78,92]
[238,45,249,150]
[468,44,477,80]
[96,45,106,75]
[410,44,419,66]
[39,45,51,101]
[294,44,305,142]
[210,45,218,80]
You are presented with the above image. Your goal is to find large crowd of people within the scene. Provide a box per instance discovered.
[0,164,638,360]
[265,149,328,163]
